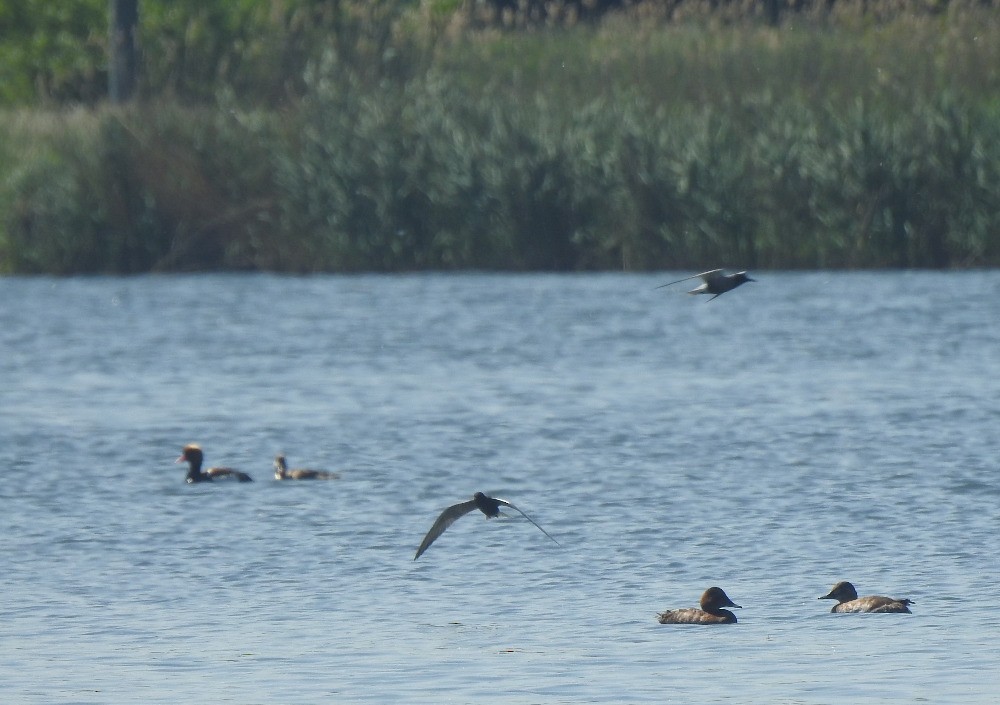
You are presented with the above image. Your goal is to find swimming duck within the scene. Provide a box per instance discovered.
[414,492,559,560]
[273,454,339,480]
[819,581,913,613]
[655,269,755,301]
[657,587,742,624]
[176,444,253,483]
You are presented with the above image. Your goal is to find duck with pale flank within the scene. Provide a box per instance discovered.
[819,581,913,613]
[176,444,253,483]
[273,454,339,480]
[657,587,742,624]
[655,269,755,301]
[414,492,559,560]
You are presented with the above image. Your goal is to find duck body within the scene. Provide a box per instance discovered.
[657,587,742,625]
[273,455,339,480]
[657,607,739,625]
[819,581,913,614]
[177,445,253,483]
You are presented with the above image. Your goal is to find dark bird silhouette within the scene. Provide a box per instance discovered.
[819,581,913,613]
[657,587,743,625]
[273,454,339,480]
[655,269,755,301]
[176,444,253,483]
[414,492,559,560]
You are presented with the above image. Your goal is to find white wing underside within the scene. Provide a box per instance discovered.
[655,269,725,289]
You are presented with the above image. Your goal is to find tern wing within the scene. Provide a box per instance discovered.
[413,499,479,560]
[654,269,724,290]
[495,499,561,546]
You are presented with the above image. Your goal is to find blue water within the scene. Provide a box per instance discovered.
[2,272,998,704]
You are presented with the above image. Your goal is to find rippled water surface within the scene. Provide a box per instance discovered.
[2,272,998,704]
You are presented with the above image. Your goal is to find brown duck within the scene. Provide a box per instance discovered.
[819,581,913,613]
[657,587,742,624]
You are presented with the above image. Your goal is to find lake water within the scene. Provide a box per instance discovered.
[1,271,998,704]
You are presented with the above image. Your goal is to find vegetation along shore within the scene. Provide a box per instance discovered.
[1,1,998,274]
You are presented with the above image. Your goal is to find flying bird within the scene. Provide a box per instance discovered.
[414,492,559,560]
[655,269,755,301]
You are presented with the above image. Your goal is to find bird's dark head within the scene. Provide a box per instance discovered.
[736,271,755,283]
[819,581,857,602]
[702,586,741,611]
[177,444,203,467]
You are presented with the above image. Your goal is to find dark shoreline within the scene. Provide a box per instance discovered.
[2,10,998,274]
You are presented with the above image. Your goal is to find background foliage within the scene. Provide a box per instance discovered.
[1,0,998,272]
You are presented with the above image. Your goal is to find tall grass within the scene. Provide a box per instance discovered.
[2,10,999,272]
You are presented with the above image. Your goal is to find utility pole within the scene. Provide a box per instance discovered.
[109,0,138,103]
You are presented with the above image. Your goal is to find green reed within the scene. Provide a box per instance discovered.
[2,11,999,273]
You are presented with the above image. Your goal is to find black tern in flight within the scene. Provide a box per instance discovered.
[413,492,559,560]
[655,269,755,301]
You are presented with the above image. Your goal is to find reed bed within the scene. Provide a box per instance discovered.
[2,9,998,273]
